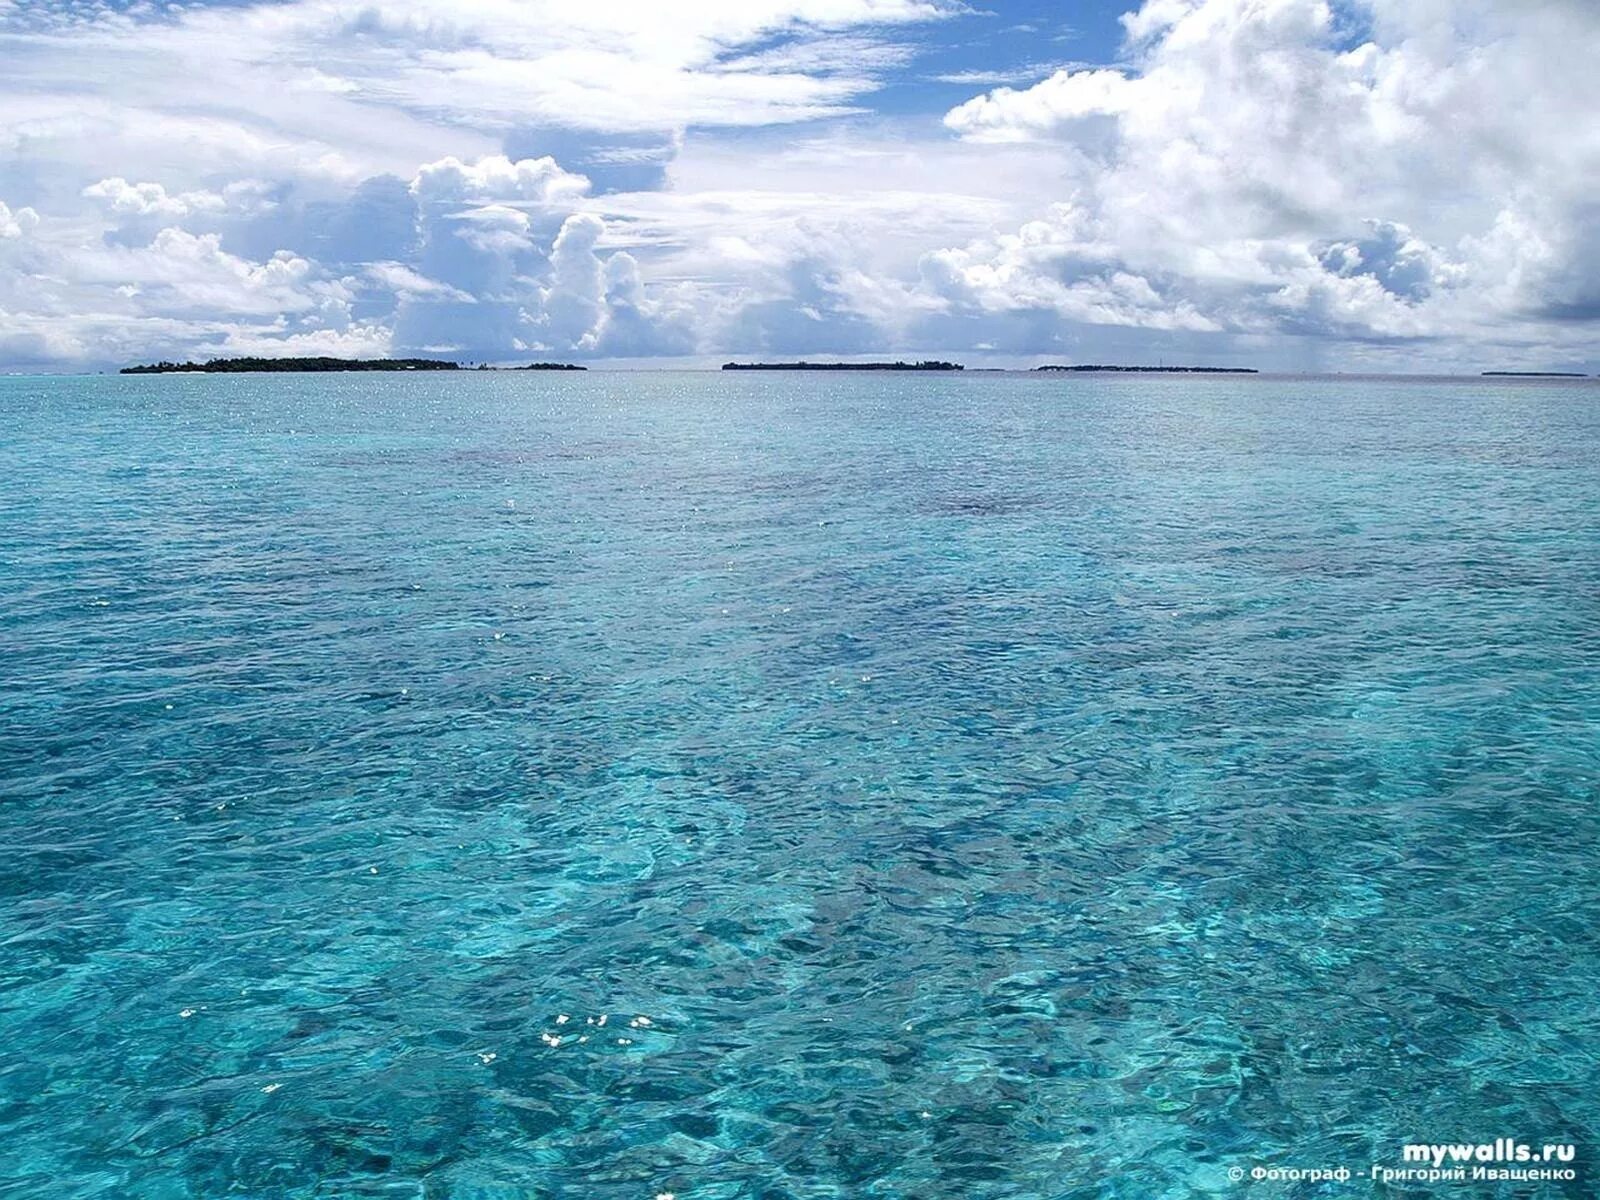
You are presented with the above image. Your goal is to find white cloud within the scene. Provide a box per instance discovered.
[944,69,1135,140]
[0,0,960,204]
[0,199,379,369]
[544,213,607,348]
[923,0,1600,360]
[0,199,38,239]
[60,230,344,319]
[410,155,591,208]
[200,322,394,360]
[381,154,703,359]
[929,61,1095,86]
[363,262,475,303]
[0,0,1597,370]
[82,178,228,220]
[919,206,1225,335]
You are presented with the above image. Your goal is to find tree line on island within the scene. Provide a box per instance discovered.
[722,360,964,371]
[720,360,1258,372]
[120,357,586,374]
[117,357,1595,378]
[1034,364,1258,373]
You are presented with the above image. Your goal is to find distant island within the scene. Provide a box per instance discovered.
[1034,364,1258,374]
[1482,371,1588,378]
[723,360,964,371]
[121,357,590,374]
[122,357,459,374]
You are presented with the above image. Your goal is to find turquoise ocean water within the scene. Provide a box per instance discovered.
[1,371,1597,1198]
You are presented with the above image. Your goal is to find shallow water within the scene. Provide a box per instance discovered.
[2,371,1597,1198]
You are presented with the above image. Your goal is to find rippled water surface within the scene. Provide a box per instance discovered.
[2,372,1598,1198]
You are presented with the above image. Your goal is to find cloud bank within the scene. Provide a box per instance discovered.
[0,0,1594,370]
[933,0,1600,365]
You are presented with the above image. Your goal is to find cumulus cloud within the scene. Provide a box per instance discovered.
[544,213,607,348]
[596,251,698,356]
[387,154,701,359]
[0,147,694,366]
[921,0,1600,363]
[0,199,38,239]
[82,178,228,221]
[0,206,382,370]
[0,0,1596,369]
[1314,221,1459,305]
[62,230,345,319]
[944,70,1135,141]
[410,155,591,209]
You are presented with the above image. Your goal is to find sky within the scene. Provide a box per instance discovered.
[0,0,1596,372]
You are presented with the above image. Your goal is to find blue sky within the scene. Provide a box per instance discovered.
[0,0,1595,371]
